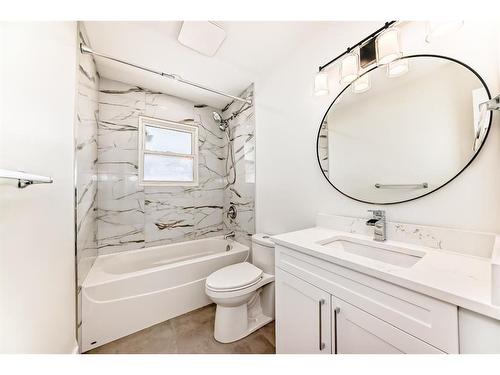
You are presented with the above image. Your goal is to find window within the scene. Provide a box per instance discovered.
[138,116,198,186]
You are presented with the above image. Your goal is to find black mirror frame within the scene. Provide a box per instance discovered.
[316,54,493,205]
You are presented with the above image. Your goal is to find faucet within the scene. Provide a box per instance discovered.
[366,210,386,241]
[224,231,236,240]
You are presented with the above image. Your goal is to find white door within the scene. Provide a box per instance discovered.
[275,268,331,354]
[334,298,443,354]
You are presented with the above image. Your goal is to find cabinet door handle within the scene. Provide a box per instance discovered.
[318,298,325,351]
[334,307,340,354]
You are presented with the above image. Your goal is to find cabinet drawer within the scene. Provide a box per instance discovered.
[335,298,444,354]
[276,245,459,353]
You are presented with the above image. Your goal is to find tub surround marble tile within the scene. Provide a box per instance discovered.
[95,78,250,254]
[96,174,145,255]
[222,85,255,248]
[75,22,100,350]
[76,25,99,279]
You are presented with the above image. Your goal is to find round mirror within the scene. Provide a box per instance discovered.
[316,55,492,204]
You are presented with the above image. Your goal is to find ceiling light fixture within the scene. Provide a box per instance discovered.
[177,21,227,57]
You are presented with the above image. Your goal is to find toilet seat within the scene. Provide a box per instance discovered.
[206,262,263,292]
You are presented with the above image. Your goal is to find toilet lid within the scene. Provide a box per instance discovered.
[206,262,263,291]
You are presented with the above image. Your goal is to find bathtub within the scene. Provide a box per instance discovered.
[81,236,248,352]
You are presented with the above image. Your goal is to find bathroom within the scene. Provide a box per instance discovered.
[1,1,500,373]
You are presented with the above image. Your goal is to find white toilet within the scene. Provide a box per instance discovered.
[205,233,275,343]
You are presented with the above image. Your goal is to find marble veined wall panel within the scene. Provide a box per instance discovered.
[76,24,99,286]
[96,78,227,254]
[221,85,255,248]
[75,22,99,349]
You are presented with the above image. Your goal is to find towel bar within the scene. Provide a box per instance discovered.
[375,183,428,189]
[0,169,53,189]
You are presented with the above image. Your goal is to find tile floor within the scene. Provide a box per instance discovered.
[86,304,275,354]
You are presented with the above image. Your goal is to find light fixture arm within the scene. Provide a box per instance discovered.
[318,20,397,72]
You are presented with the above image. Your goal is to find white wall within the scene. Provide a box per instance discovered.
[255,21,500,235]
[0,22,78,353]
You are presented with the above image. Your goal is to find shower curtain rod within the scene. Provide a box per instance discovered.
[80,44,252,105]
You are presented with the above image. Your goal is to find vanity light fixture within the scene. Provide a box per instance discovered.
[376,27,402,65]
[352,73,371,94]
[425,21,464,43]
[314,70,330,96]
[315,21,397,96]
[387,58,409,78]
[339,52,360,85]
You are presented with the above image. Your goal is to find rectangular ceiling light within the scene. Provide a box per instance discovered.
[178,21,226,57]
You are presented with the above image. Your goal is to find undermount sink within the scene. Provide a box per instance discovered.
[320,238,425,268]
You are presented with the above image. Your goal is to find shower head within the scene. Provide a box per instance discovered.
[212,111,222,123]
[212,111,229,131]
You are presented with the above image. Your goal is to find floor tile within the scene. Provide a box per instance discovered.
[86,304,275,354]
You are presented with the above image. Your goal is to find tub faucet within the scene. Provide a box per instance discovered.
[224,231,236,240]
[366,210,386,241]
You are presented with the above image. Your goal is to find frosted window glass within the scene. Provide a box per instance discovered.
[145,125,192,154]
[143,154,194,182]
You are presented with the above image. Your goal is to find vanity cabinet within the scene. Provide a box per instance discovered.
[275,244,459,354]
[275,268,331,354]
[334,299,442,354]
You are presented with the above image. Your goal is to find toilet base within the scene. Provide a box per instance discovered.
[213,291,274,343]
[214,308,273,344]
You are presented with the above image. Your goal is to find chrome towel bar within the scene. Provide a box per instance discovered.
[0,169,53,188]
[375,183,428,189]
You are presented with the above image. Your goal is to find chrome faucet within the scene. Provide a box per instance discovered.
[224,231,236,240]
[366,210,386,241]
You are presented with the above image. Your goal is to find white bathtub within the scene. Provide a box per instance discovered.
[81,237,248,352]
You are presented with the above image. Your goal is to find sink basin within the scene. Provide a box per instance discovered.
[320,238,425,268]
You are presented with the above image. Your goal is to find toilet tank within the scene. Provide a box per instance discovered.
[251,233,275,275]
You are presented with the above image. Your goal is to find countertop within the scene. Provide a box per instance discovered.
[272,226,500,321]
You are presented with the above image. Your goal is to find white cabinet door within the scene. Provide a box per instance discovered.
[334,298,443,354]
[275,268,332,354]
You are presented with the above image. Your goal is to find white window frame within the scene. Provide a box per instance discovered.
[138,116,199,187]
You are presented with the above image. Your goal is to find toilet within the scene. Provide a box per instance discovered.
[205,233,275,343]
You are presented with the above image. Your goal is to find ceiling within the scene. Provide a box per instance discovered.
[83,21,331,108]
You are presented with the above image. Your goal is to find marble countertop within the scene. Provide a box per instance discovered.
[272,226,500,321]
